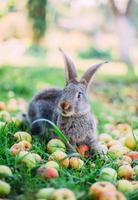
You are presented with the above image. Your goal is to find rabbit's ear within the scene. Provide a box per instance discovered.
[80,61,108,87]
[59,48,77,83]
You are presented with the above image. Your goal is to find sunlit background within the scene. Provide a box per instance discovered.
[0,0,138,75]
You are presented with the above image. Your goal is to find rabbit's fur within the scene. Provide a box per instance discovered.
[28,49,108,155]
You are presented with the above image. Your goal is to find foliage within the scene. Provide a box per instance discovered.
[27,0,47,44]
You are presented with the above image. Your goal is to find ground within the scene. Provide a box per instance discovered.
[0,65,138,200]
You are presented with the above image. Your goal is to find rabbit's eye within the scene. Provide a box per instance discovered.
[77,92,82,99]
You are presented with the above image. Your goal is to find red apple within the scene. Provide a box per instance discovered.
[76,144,90,157]
[44,167,59,179]
[128,151,138,160]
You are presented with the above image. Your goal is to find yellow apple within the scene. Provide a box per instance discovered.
[69,157,84,170]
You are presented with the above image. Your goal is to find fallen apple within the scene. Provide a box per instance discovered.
[0,102,6,111]
[99,133,113,144]
[118,165,134,180]
[108,145,128,159]
[115,156,132,167]
[51,188,76,200]
[49,150,69,168]
[0,111,11,122]
[10,141,31,155]
[128,151,138,160]
[117,179,134,195]
[89,181,117,199]
[124,134,138,150]
[0,180,11,196]
[110,129,120,139]
[47,139,66,153]
[45,161,59,170]
[117,123,132,135]
[69,157,84,170]
[76,144,90,157]
[0,165,12,177]
[36,188,55,199]
[99,167,117,182]
[18,151,36,169]
[99,191,126,200]
[14,131,32,143]
[44,168,59,179]
[133,165,138,177]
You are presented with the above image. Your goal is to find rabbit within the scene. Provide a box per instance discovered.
[28,49,108,156]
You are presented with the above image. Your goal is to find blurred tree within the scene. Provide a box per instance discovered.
[109,0,136,75]
[27,0,47,45]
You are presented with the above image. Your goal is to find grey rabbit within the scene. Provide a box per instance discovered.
[28,49,108,156]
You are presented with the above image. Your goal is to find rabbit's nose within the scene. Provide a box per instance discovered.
[60,101,72,112]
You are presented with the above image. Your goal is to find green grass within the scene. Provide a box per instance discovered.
[0,65,138,200]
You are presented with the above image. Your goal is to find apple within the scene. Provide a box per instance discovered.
[0,165,12,177]
[18,151,36,169]
[98,191,126,200]
[31,153,43,163]
[107,140,121,149]
[128,151,138,160]
[51,188,76,200]
[0,111,11,122]
[69,157,84,170]
[89,181,116,198]
[36,188,55,199]
[76,144,90,157]
[118,165,134,180]
[115,156,132,167]
[124,134,138,150]
[14,131,32,143]
[117,124,132,135]
[47,139,66,153]
[133,165,138,177]
[99,167,117,182]
[0,102,6,111]
[108,145,128,159]
[49,150,69,168]
[99,133,113,144]
[44,167,59,179]
[10,141,31,155]
[117,180,134,195]
[45,161,59,170]
[0,180,11,196]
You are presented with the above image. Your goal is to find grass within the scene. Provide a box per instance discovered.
[0,65,138,199]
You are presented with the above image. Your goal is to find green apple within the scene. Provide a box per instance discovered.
[108,145,128,159]
[47,139,66,153]
[117,180,134,195]
[133,165,138,177]
[18,151,36,169]
[14,131,32,143]
[0,165,12,177]
[51,188,76,200]
[99,167,117,182]
[0,180,11,196]
[36,188,55,199]
[0,111,11,122]
[124,134,138,150]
